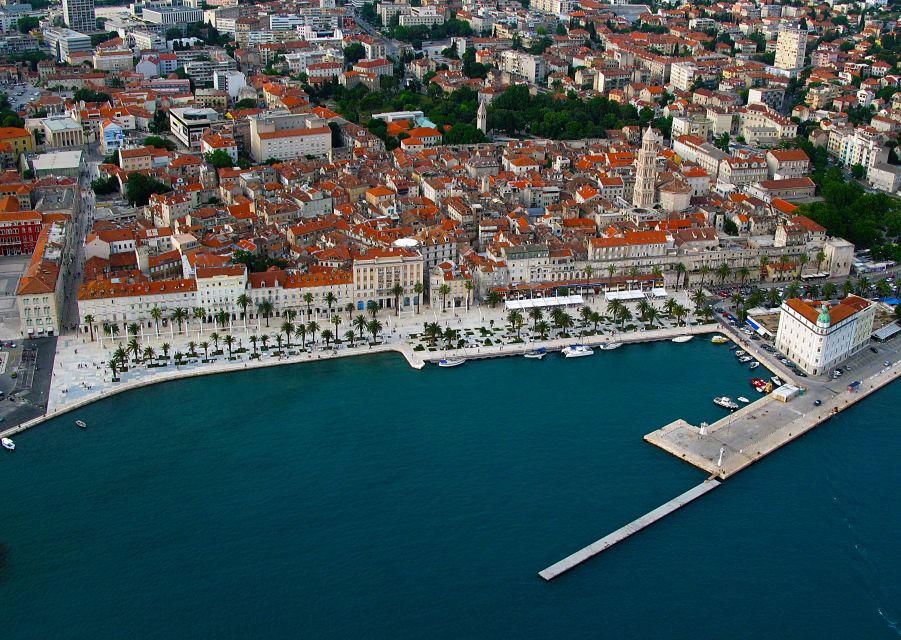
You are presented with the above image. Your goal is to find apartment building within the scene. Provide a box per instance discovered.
[249,112,331,162]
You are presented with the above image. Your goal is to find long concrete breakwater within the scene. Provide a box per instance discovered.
[539,479,721,581]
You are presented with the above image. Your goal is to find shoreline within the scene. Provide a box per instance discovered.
[0,323,720,439]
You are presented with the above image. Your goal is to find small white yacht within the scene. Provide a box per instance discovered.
[75,420,87,429]
[735,350,746,357]
[597,342,622,351]
[1,437,15,450]
[524,348,547,359]
[671,335,693,343]
[713,396,740,410]
[438,358,465,368]
[738,355,753,363]
[737,396,750,404]
[748,362,760,370]
[562,345,594,358]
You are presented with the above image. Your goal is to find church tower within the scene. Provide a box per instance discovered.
[632,126,658,208]
[477,100,487,135]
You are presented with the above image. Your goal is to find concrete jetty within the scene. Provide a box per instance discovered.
[539,479,721,581]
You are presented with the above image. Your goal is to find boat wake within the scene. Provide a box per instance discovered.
[877,607,901,637]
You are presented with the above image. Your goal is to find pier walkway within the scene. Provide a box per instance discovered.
[539,479,721,581]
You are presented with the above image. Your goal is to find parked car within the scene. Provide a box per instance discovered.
[871,347,879,353]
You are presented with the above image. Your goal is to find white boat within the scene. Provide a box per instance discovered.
[737,396,750,404]
[735,350,746,357]
[597,342,622,350]
[749,362,760,370]
[738,355,753,363]
[711,335,729,344]
[438,358,465,368]
[1,437,14,450]
[524,348,547,360]
[713,396,740,410]
[562,344,594,358]
[671,335,693,343]
[75,420,87,429]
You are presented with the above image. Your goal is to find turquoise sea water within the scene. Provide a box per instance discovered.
[1,341,900,639]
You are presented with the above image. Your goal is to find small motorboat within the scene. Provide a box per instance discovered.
[750,377,766,387]
[711,335,729,344]
[771,375,784,387]
[524,348,546,360]
[438,358,465,368]
[728,344,738,350]
[597,342,622,351]
[714,396,740,410]
[671,335,693,343]
[735,350,746,357]
[562,344,594,358]
[1,437,14,451]
[738,355,753,363]
[748,362,760,370]
[737,396,750,404]
[75,420,87,429]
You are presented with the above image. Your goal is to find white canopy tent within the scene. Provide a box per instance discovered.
[604,290,646,302]
[504,294,584,311]
[651,287,667,298]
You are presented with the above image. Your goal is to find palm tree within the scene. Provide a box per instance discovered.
[200,341,209,360]
[842,279,854,296]
[366,300,379,318]
[589,311,601,332]
[645,306,660,327]
[143,346,155,362]
[344,330,356,347]
[607,264,617,288]
[786,281,801,299]
[855,276,870,296]
[257,300,274,327]
[367,318,383,343]
[113,345,128,369]
[807,283,820,299]
[607,299,624,323]
[731,292,744,308]
[691,289,707,311]
[716,262,731,285]
[345,302,355,323]
[237,294,250,322]
[556,310,573,334]
[150,306,162,336]
[281,321,294,348]
[210,332,220,352]
[822,282,837,300]
[325,312,338,336]
[303,292,314,319]
[579,305,593,326]
[628,266,640,289]
[324,291,337,317]
[506,310,524,337]
[674,262,687,289]
[284,308,297,323]
[390,283,404,316]
[249,334,258,355]
[877,278,892,298]
[161,342,171,360]
[584,264,594,281]
[413,282,424,313]
[486,291,501,308]
[172,308,188,333]
[438,284,451,311]
[798,253,809,275]
[637,299,652,322]
[353,314,367,339]
[109,323,120,340]
[663,298,678,317]
[424,321,442,346]
[617,305,633,328]
[296,322,307,348]
[699,263,711,288]
[321,328,334,347]
[535,320,550,339]
[737,266,750,283]
[193,307,205,327]
[529,307,544,330]
[127,336,140,363]
[700,306,714,323]
[307,320,319,345]
[108,358,119,381]
[767,287,782,308]
[464,280,474,310]
[188,340,196,357]
[223,334,235,359]
[672,303,688,326]
[84,314,95,341]
[128,321,139,337]
[759,256,769,282]
[816,250,826,272]
[260,334,269,351]
[215,310,229,329]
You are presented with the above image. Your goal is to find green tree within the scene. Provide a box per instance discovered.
[204,149,235,168]
[124,173,172,206]
[17,16,39,33]
[344,42,366,66]
[143,135,176,151]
